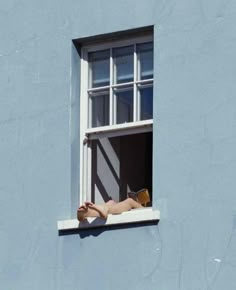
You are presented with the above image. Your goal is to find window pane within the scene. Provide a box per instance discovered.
[116,88,133,124]
[90,92,109,128]
[89,50,110,88]
[113,46,133,84]
[140,86,153,120]
[137,42,153,80]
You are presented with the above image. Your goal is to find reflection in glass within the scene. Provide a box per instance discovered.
[137,42,153,80]
[89,50,110,88]
[113,46,133,84]
[116,89,133,124]
[140,86,153,120]
[90,92,109,128]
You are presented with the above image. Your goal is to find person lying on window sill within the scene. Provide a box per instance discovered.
[77,198,143,222]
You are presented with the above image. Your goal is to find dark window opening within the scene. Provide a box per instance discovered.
[91,132,152,205]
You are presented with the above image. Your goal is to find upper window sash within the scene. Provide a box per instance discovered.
[82,35,153,53]
[81,35,153,131]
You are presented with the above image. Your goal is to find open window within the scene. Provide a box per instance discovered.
[57,28,160,231]
[79,32,154,207]
[90,132,152,204]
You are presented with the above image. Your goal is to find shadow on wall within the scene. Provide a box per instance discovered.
[58,220,159,238]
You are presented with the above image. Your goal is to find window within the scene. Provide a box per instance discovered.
[79,33,154,206]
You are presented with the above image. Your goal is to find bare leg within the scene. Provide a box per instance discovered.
[105,200,117,206]
[107,198,143,214]
[77,198,142,221]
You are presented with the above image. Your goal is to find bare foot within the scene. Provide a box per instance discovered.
[77,202,108,221]
[86,202,109,219]
[77,205,88,221]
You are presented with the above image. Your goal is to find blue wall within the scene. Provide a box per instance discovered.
[1,0,236,289]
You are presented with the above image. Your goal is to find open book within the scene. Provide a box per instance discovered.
[127,188,151,207]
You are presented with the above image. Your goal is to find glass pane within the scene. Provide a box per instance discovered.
[89,50,110,88]
[137,42,153,80]
[116,89,133,124]
[90,92,109,128]
[113,46,133,84]
[140,86,153,120]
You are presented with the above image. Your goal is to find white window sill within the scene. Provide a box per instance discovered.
[57,207,160,231]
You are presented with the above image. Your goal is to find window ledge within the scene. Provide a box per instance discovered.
[57,208,160,231]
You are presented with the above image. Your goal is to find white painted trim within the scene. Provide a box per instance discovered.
[86,141,92,202]
[86,119,153,135]
[58,208,160,231]
[79,51,86,205]
[85,120,153,139]
[87,79,153,93]
[133,43,137,122]
[109,48,113,125]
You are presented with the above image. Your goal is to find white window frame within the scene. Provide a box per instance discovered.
[79,34,154,205]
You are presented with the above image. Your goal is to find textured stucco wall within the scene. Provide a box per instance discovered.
[1,0,236,289]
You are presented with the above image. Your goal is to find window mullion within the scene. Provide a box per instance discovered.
[109,48,113,125]
[137,45,141,122]
[113,48,117,124]
[133,44,138,122]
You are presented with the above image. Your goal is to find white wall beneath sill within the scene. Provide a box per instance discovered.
[57,207,160,231]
